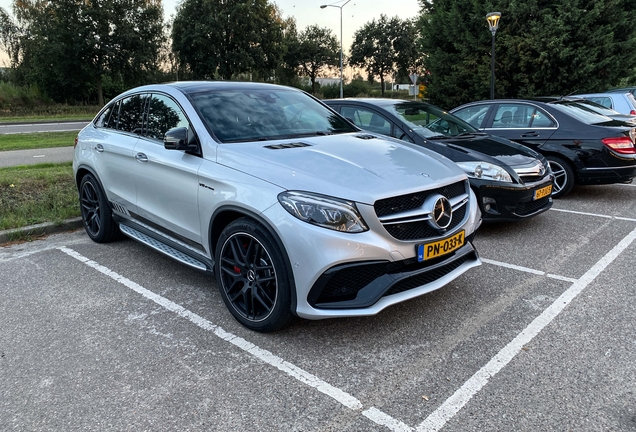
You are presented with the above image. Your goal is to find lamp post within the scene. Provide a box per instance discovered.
[486,12,501,100]
[320,0,351,99]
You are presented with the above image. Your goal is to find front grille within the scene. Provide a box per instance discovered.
[374,181,467,217]
[383,251,474,296]
[384,204,467,240]
[514,196,551,216]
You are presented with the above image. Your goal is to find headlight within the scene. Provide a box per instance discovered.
[278,191,368,233]
[456,161,512,183]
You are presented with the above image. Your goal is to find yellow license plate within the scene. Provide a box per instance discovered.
[533,184,552,200]
[417,230,465,262]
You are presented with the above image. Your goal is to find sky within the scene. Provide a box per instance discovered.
[0,0,422,73]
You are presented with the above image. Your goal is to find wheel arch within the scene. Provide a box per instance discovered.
[208,205,298,316]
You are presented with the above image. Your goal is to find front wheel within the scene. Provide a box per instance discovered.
[215,218,294,332]
[546,155,575,198]
[79,173,119,243]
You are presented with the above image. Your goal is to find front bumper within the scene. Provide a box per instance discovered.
[261,186,482,320]
[472,177,554,222]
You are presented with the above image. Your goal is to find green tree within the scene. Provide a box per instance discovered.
[291,25,339,94]
[172,0,284,81]
[349,15,420,96]
[418,0,636,108]
[5,0,165,106]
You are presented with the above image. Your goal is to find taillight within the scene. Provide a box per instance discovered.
[602,136,636,154]
[630,110,636,115]
[74,136,78,148]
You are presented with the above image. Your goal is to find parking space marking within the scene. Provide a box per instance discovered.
[481,258,577,283]
[551,208,636,222]
[416,226,636,432]
[57,246,411,431]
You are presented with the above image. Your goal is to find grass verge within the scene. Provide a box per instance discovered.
[0,131,77,151]
[0,114,94,123]
[0,162,80,234]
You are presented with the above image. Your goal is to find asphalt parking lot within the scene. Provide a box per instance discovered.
[1,182,635,431]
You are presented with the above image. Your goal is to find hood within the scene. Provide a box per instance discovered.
[216,133,466,205]
[423,133,542,169]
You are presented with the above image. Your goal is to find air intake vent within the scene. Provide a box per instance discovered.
[264,142,311,149]
[355,134,376,140]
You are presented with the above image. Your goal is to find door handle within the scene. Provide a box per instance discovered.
[521,132,539,137]
[95,143,104,152]
[135,153,148,163]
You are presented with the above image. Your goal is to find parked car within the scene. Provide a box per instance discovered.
[572,92,636,115]
[73,82,482,332]
[451,99,636,197]
[324,98,554,221]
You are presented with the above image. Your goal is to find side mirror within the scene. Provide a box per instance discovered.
[164,127,199,154]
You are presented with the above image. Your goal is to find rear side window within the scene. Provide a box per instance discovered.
[145,94,190,141]
[95,101,120,129]
[587,97,612,109]
[117,94,148,134]
[490,104,555,128]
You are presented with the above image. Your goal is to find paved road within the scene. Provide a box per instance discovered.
[0,146,74,167]
[1,183,635,431]
[0,121,89,134]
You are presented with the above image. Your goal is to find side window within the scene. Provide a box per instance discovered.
[588,97,612,109]
[146,94,190,141]
[118,94,148,134]
[105,100,121,129]
[453,105,489,128]
[341,106,391,136]
[491,104,536,128]
[95,104,115,129]
[529,108,555,127]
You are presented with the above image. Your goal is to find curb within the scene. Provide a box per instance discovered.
[0,217,84,244]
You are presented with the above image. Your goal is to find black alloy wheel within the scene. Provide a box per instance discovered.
[79,173,119,243]
[216,218,294,332]
[546,155,575,198]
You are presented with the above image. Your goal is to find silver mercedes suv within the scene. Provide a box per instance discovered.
[73,82,482,332]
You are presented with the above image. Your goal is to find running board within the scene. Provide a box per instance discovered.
[119,224,209,272]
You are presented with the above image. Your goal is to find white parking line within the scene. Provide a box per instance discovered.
[416,225,636,432]
[481,258,578,283]
[551,208,636,222]
[57,246,410,431]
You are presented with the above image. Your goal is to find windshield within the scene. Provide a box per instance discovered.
[388,102,477,138]
[190,89,356,143]
[549,101,614,125]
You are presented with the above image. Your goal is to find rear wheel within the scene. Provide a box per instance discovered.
[546,155,575,198]
[79,173,119,243]
[215,218,294,332]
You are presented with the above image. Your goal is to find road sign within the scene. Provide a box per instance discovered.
[409,73,418,85]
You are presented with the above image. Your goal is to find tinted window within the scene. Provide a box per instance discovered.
[490,103,555,128]
[341,106,392,135]
[587,97,612,109]
[190,88,355,143]
[118,94,148,134]
[95,104,115,128]
[105,100,120,129]
[146,94,190,140]
[453,105,489,128]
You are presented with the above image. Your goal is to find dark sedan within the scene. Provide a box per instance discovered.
[451,99,636,197]
[324,98,554,222]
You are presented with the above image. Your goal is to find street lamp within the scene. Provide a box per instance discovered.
[320,0,351,98]
[486,12,501,100]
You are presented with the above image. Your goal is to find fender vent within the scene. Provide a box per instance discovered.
[264,142,311,149]
[110,201,130,216]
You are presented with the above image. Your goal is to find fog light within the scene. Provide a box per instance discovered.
[482,197,499,214]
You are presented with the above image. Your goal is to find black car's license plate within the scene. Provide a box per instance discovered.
[417,230,465,262]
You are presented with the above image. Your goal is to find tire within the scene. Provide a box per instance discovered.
[546,155,575,198]
[79,173,119,243]
[215,218,294,332]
